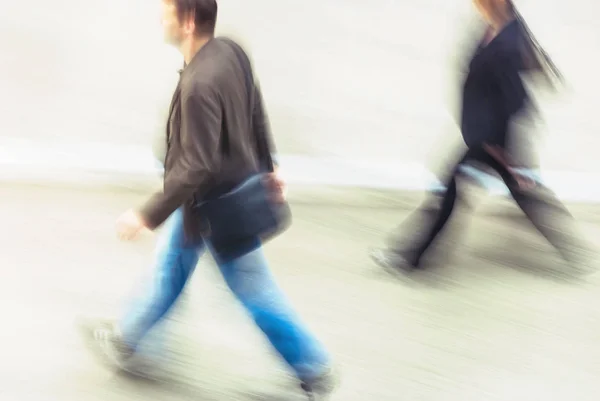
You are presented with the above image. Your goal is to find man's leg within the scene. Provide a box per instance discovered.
[119,208,205,350]
[80,208,204,369]
[212,241,335,399]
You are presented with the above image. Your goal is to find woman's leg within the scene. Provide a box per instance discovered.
[372,152,471,269]
[482,152,592,267]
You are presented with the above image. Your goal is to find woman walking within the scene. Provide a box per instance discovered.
[371,0,594,274]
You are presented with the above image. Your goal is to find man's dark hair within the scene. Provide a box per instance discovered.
[174,0,218,36]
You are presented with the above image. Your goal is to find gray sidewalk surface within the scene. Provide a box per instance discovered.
[2,183,600,400]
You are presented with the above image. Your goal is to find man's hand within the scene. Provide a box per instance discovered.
[265,167,287,203]
[116,209,148,241]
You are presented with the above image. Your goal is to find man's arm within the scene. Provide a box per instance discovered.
[140,82,222,229]
[252,82,278,170]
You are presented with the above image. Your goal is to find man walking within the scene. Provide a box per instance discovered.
[81,1,336,399]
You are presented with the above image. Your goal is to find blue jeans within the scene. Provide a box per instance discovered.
[119,208,330,381]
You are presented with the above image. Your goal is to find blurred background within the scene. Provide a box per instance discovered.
[1,0,598,191]
[2,1,600,401]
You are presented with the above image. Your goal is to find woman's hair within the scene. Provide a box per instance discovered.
[507,0,563,86]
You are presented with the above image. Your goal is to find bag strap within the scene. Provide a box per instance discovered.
[218,37,274,172]
[219,38,255,117]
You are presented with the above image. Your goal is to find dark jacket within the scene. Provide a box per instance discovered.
[460,20,529,150]
[140,37,276,238]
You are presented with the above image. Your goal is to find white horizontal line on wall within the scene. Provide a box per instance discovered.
[0,138,599,203]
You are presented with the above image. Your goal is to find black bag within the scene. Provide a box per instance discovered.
[194,174,291,251]
[193,38,292,252]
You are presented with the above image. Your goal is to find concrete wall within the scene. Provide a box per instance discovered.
[1,0,598,173]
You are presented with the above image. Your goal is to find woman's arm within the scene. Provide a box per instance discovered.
[483,143,511,168]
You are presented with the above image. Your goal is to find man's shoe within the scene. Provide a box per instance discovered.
[77,319,136,373]
[300,366,339,401]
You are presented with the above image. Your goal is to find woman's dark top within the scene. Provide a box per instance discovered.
[460,20,529,150]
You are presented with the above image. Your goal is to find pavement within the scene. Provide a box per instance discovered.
[2,183,600,401]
